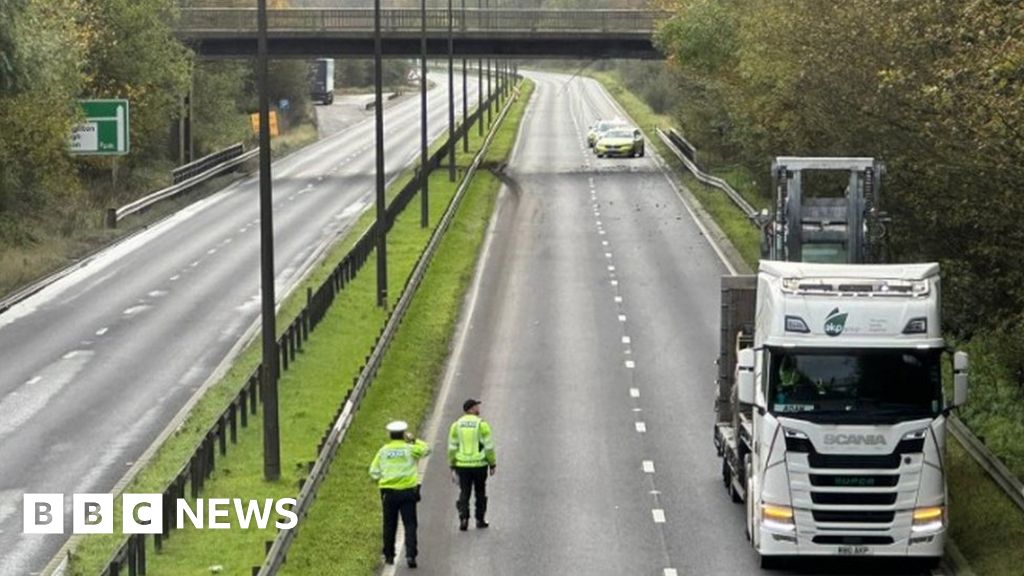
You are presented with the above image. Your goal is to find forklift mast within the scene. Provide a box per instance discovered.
[764,157,890,263]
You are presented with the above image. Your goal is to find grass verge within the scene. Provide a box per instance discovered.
[589,69,1024,574]
[66,85,529,575]
[947,437,1024,574]
[276,81,533,576]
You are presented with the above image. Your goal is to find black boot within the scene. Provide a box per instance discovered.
[407,557,418,568]
[459,517,469,531]
[475,496,488,528]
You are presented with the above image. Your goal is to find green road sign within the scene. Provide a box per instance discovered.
[70,99,130,155]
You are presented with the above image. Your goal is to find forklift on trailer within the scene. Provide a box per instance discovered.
[713,157,968,568]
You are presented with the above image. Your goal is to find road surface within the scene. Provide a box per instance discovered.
[398,71,933,576]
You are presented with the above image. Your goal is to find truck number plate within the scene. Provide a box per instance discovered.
[837,545,871,556]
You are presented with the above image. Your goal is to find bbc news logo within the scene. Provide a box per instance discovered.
[23,494,297,534]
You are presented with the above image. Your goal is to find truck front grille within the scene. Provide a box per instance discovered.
[809,452,901,469]
[809,474,899,487]
[813,535,894,545]
[812,510,895,523]
[810,492,897,505]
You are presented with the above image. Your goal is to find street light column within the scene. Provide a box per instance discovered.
[256,0,280,482]
[420,0,429,228]
[374,0,388,307]
[447,0,456,182]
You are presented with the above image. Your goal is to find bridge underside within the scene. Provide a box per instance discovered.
[183,35,661,60]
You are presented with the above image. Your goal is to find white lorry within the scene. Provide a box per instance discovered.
[714,158,969,569]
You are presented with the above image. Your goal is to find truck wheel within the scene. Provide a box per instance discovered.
[730,475,742,503]
[721,458,731,489]
[759,555,784,570]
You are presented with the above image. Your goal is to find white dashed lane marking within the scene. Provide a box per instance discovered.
[96,328,108,336]
[652,509,666,523]
[615,296,622,303]
[665,570,679,576]
[622,336,631,344]
[625,360,635,369]
[635,422,647,433]
[618,314,626,322]
[27,376,41,385]
[170,275,180,282]
[630,388,640,398]
[643,460,655,473]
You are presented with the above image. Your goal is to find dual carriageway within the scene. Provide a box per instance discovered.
[0,7,945,575]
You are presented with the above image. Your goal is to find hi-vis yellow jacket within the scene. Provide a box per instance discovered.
[448,415,496,468]
[369,439,431,489]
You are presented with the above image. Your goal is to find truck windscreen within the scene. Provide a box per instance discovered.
[767,348,942,421]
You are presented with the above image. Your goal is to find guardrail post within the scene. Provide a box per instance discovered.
[218,417,227,456]
[106,208,118,229]
[137,533,147,575]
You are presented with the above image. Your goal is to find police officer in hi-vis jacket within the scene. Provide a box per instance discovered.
[448,398,497,531]
[369,420,430,568]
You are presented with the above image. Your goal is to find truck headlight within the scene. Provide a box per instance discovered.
[762,503,796,532]
[911,506,944,533]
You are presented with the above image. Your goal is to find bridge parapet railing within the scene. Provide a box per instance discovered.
[176,8,665,34]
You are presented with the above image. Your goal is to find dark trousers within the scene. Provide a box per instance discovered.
[455,466,488,521]
[381,487,419,559]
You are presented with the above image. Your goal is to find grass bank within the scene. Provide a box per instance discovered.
[589,69,1024,574]
[67,85,527,575]
[0,117,318,302]
[277,80,533,576]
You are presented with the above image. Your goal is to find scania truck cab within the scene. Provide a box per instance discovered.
[713,158,969,568]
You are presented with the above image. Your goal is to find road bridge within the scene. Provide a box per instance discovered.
[176,8,664,58]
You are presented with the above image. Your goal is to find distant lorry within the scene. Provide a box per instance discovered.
[309,58,335,105]
[714,157,969,569]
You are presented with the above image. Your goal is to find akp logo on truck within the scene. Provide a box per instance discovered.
[824,308,849,337]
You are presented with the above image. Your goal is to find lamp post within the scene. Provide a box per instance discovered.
[256,0,280,482]
[420,0,429,228]
[485,0,491,127]
[374,0,387,307]
[447,0,456,182]
[461,0,468,153]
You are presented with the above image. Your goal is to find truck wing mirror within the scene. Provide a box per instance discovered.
[737,348,756,405]
[952,351,969,408]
